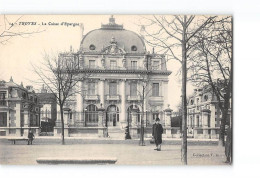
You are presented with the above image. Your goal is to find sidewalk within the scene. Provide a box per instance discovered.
[0,141,227,165]
[0,136,219,145]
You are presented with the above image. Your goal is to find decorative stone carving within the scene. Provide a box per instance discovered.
[122,55,126,68]
[101,55,105,67]
[101,37,126,55]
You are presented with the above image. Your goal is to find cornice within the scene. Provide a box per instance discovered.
[77,69,172,75]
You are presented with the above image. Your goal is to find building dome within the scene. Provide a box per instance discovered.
[80,16,146,54]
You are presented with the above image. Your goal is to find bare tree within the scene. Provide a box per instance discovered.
[0,15,45,45]
[135,53,153,145]
[189,16,232,147]
[31,51,85,144]
[139,15,216,165]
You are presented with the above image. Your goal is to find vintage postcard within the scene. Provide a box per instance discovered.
[0,15,232,165]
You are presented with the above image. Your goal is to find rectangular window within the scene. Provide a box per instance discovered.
[88,82,95,95]
[152,83,159,96]
[153,61,160,70]
[130,82,137,96]
[0,112,7,127]
[196,115,200,127]
[0,91,6,106]
[131,61,137,69]
[89,60,95,68]
[110,60,117,69]
[109,82,117,96]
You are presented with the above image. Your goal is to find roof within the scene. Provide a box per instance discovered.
[37,93,56,102]
[80,16,146,54]
[0,78,26,91]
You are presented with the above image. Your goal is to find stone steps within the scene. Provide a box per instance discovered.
[107,127,125,139]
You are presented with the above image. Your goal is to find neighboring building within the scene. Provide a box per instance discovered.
[0,77,41,136]
[37,85,57,133]
[55,16,172,137]
[187,86,226,139]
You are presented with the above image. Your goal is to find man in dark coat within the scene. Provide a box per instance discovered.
[152,118,163,151]
[28,129,35,145]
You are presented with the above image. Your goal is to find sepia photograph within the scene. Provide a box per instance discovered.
[0,14,233,166]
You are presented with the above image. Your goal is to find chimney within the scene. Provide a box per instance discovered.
[26,85,33,92]
[41,84,47,93]
[10,76,13,82]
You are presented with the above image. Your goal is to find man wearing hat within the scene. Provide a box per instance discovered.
[152,118,163,151]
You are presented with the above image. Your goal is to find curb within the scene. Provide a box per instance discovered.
[36,157,117,164]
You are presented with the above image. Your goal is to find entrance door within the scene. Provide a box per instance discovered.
[106,105,119,127]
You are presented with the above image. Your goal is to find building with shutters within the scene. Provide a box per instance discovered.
[54,16,172,137]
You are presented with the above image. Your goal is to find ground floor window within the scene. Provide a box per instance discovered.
[0,112,7,127]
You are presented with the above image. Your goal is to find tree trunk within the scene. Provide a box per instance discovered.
[139,86,145,146]
[181,16,188,165]
[219,91,230,147]
[60,105,65,145]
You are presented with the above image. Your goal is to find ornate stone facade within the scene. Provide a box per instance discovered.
[55,16,172,137]
[187,86,226,139]
[0,77,41,136]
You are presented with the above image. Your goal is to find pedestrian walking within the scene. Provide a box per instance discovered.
[28,129,35,145]
[152,118,163,151]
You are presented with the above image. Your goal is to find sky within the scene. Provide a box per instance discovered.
[0,15,195,110]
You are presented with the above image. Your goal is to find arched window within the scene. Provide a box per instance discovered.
[85,104,98,126]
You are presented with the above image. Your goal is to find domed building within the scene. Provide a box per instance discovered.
[55,16,172,138]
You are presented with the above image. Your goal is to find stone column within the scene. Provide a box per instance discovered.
[210,104,216,128]
[76,80,84,127]
[164,105,172,138]
[35,128,40,136]
[63,108,70,137]
[131,111,138,138]
[15,103,22,136]
[163,80,169,110]
[22,104,29,137]
[120,79,126,128]
[55,103,61,127]
[202,109,210,127]
[131,109,138,127]
[97,105,107,137]
[202,109,210,139]
[99,79,105,107]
